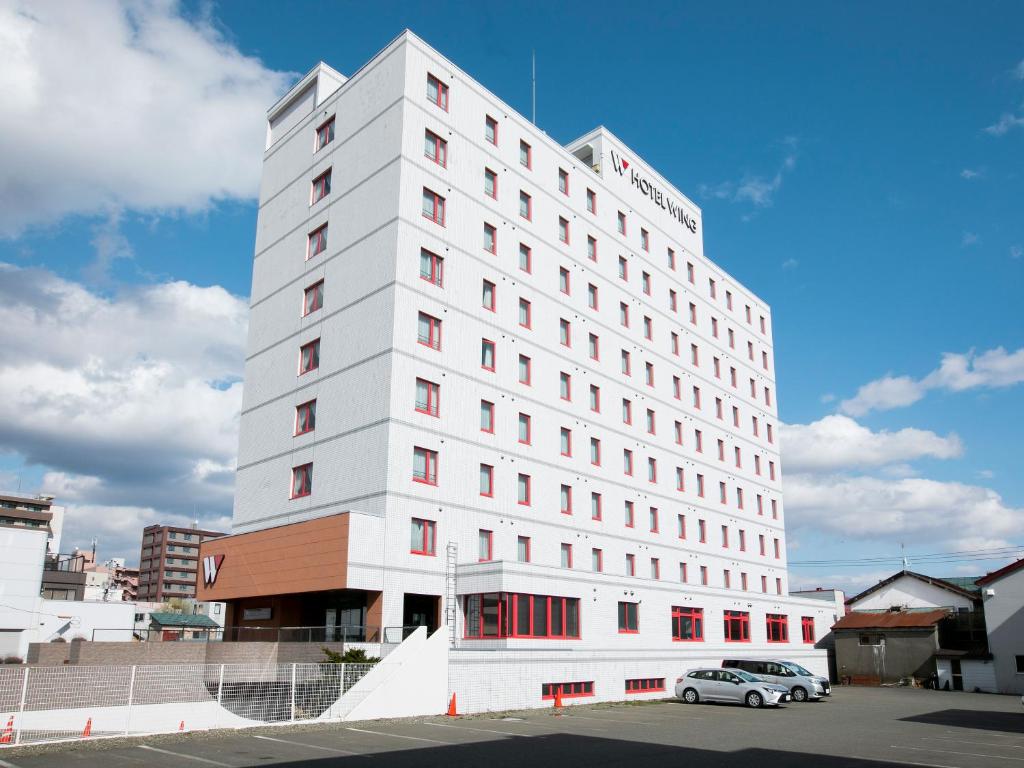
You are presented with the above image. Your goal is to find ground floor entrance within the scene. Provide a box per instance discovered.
[402,592,441,639]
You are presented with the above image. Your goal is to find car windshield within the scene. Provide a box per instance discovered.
[782,662,813,676]
[732,670,761,683]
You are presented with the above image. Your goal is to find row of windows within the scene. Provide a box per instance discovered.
[421,71,771,341]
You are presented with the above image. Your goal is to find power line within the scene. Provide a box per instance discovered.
[790,544,1023,568]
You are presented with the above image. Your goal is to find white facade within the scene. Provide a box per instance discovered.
[233,29,830,711]
[849,574,974,612]
[0,525,49,657]
[980,562,1024,694]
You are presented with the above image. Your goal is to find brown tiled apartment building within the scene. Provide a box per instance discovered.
[138,524,225,601]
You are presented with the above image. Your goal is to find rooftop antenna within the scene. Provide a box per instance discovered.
[531,50,536,125]
[901,542,909,570]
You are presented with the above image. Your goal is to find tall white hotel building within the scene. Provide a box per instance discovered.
[199,30,832,713]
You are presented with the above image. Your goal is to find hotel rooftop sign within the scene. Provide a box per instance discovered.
[610,149,698,235]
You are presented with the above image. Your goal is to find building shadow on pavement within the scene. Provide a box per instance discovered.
[900,708,1024,734]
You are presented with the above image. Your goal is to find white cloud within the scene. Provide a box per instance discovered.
[0,263,247,560]
[0,0,294,237]
[985,112,1024,136]
[839,346,1024,416]
[781,415,962,473]
[781,258,799,270]
[961,231,979,247]
[960,168,982,179]
[699,140,798,209]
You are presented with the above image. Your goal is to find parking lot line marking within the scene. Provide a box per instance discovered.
[252,734,365,755]
[560,714,672,725]
[137,745,233,766]
[894,745,1024,762]
[930,736,1023,749]
[852,756,962,768]
[345,727,453,745]
[422,721,533,737]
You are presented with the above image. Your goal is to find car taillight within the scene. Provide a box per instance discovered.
[676,677,685,683]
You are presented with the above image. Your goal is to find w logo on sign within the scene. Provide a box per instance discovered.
[203,554,225,586]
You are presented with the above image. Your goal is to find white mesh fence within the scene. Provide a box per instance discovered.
[0,662,375,747]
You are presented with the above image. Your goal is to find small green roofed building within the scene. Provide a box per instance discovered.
[148,612,220,642]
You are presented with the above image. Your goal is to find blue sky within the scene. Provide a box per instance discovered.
[1,0,1021,591]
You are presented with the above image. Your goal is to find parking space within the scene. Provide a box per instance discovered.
[1,687,1021,768]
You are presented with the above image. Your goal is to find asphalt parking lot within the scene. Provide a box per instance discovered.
[1,687,1021,768]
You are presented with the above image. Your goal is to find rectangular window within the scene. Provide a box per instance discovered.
[721,525,729,548]
[622,397,632,424]
[649,506,659,532]
[485,114,498,144]
[774,538,781,559]
[558,168,569,195]
[591,491,602,520]
[519,297,532,328]
[311,169,331,204]
[519,354,531,384]
[643,315,652,339]
[559,266,570,294]
[518,536,530,563]
[586,188,596,213]
[480,400,494,433]
[427,73,448,110]
[520,190,532,220]
[480,339,496,370]
[484,167,497,198]
[559,216,570,244]
[647,456,657,483]
[589,436,601,466]
[422,187,445,225]
[410,517,436,555]
[478,530,493,562]
[542,681,592,699]
[419,248,443,286]
[417,312,442,350]
[295,399,316,435]
[463,594,581,641]
[303,280,324,316]
[677,513,686,539]
[687,261,695,283]
[479,464,494,497]
[618,255,628,281]
[689,303,697,325]
[307,224,328,259]
[519,243,532,273]
[589,383,600,412]
[640,228,649,251]
[620,301,629,327]
[587,332,600,360]
[560,318,571,347]
[290,463,312,498]
[739,529,746,551]
[315,116,335,151]
[482,279,496,311]
[587,235,597,261]
[618,601,639,633]
[672,606,704,641]
[560,427,572,457]
[724,569,731,589]
[560,371,571,400]
[617,210,626,235]
[624,500,635,528]
[801,616,816,644]
[767,614,789,643]
[700,565,708,585]
[592,548,603,571]
[484,222,497,253]
[698,519,706,543]
[724,610,751,642]
[415,378,440,417]
[646,408,656,434]
[667,247,676,270]
[623,449,633,476]
[520,140,531,168]
[299,338,320,375]
[679,562,688,582]
[517,473,531,505]
[621,349,631,375]
[424,129,447,166]
[588,283,599,309]
[412,446,438,485]
[518,412,531,444]
[560,542,573,568]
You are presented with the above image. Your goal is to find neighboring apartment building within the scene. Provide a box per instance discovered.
[138,524,225,601]
[199,29,833,712]
[977,557,1024,694]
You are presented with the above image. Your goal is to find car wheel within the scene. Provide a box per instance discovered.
[745,691,763,708]
[791,686,808,702]
[682,688,699,704]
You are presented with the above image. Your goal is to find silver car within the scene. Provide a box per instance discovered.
[722,659,830,702]
[675,668,791,708]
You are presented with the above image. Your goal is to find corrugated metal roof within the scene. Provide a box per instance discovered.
[832,608,950,630]
[148,612,219,628]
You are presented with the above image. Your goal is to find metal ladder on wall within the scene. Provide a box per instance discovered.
[444,542,457,647]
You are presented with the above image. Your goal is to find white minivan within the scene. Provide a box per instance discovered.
[722,659,831,702]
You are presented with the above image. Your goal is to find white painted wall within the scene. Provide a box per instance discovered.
[850,576,973,611]
[30,599,136,643]
[981,564,1024,694]
[0,526,48,658]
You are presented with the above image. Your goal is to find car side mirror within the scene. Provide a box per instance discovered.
[732,679,741,684]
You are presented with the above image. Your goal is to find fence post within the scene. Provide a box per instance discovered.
[216,664,225,706]
[14,666,28,746]
[124,665,137,736]
[290,664,297,722]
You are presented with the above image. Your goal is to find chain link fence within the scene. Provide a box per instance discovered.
[0,662,374,747]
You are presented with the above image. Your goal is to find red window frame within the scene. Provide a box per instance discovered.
[617,210,626,235]
[315,116,335,151]
[484,167,498,199]
[520,190,532,220]
[802,616,816,644]
[618,601,639,633]
[586,188,596,213]
[590,436,601,465]
[558,168,569,195]
[724,610,751,642]
[478,529,493,562]
[542,681,592,700]
[671,606,704,642]
[518,536,531,563]
[518,412,532,444]
[591,491,602,520]
[589,333,600,361]
[624,500,635,528]
[677,513,686,539]
[482,280,496,312]
[311,169,331,204]
[484,222,497,254]
[298,338,320,375]
[560,427,572,457]
[410,517,437,556]
[560,318,571,347]
[464,593,581,640]
[640,228,649,251]
[290,463,312,498]
[649,506,659,533]
[519,242,532,273]
[560,542,573,567]
[485,114,498,145]
[520,140,532,168]
[417,312,442,350]
[625,553,635,576]
[592,547,603,571]
[412,446,438,486]
[422,187,446,226]
[420,248,443,287]
[427,73,448,110]
[698,519,706,543]
[303,280,324,316]
[623,449,633,476]
[651,557,660,579]
[481,339,496,371]
[415,377,440,417]
[559,216,570,244]
[480,400,495,433]
[519,297,532,328]
[424,129,447,167]
[517,473,531,506]
[479,463,494,497]
[294,399,316,436]
[625,678,665,694]
[587,235,597,261]
[767,614,789,643]
[560,371,571,401]
[307,224,328,259]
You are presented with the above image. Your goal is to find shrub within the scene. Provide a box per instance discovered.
[322,646,380,665]
[2,656,24,665]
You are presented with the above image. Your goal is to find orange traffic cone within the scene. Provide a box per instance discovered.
[178,720,185,732]
[554,688,563,709]
[446,693,458,717]
[0,715,14,744]
[82,717,92,738]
